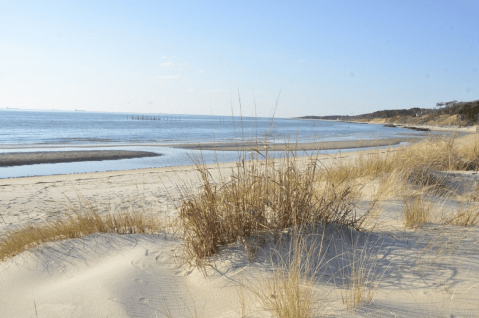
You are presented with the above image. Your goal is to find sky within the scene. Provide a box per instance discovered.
[1,1,478,118]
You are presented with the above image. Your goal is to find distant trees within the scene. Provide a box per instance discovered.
[303,99,479,125]
[344,107,429,120]
[446,100,458,106]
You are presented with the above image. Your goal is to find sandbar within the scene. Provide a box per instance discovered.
[169,137,414,151]
[0,150,162,167]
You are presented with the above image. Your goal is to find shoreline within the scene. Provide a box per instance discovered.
[0,137,417,175]
[305,118,479,133]
[0,145,393,184]
[362,121,478,133]
[0,131,457,174]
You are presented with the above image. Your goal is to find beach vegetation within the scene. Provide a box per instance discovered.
[250,229,327,318]
[315,98,479,127]
[402,194,432,228]
[0,191,163,262]
[176,147,374,266]
[336,232,385,310]
[442,206,479,227]
[324,134,479,201]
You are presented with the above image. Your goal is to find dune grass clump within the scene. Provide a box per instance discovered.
[178,150,370,265]
[392,134,478,172]
[335,232,386,310]
[405,165,449,194]
[455,133,479,165]
[252,230,326,318]
[0,193,163,262]
[324,134,479,201]
[348,135,476,176]
[325,148,395,185]
[443,206,479,227]
[465,182,479,202]
[402,195,432,228]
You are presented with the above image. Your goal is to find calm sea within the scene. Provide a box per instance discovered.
[0,109,422,179]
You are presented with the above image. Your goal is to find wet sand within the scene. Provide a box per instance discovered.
[170,137,414,151]
[0,150,162,167]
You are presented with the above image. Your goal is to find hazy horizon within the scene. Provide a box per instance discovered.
[1,1,478,118]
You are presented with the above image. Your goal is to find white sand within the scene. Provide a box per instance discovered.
[2,143,479,317]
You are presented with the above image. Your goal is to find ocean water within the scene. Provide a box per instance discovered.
[0,109,424,179]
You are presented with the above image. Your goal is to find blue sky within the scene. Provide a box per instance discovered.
[1,1,478,117]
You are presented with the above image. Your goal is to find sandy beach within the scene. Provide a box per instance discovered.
[0,148,374,234]
[1,132,479,317]
[346,119,479,134]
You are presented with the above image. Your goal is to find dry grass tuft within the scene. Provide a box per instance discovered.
[443,206,479,227]
[259,244,319,317]
[406,165,449,194]
[0,192,163,262]
[403,195,432,228]
[177,150,372,266]
[324,148,395,185]
[335,231,386,310]
[326,135,479,200]
[249,228,328,318]
[394,135,474,172]
[465,182,479,202]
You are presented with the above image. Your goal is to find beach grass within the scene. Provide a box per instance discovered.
[0,191,163,262]
[176,147,376,266]
[443,205,479,227]
[331,231,387,311]
[325,134,479,203]
[252,229,327,318]
[175,132,479,266]
[402,194,432,228]
[330,134,477,177]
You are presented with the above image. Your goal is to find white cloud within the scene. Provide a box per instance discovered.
[161,55,167,59]
[297,59,306,63]
[197,69,204,73]
[160,61,173,67]
[178,62,188,66]
[187,88,196,93]
[156,75,179,80]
